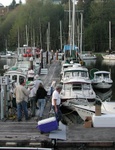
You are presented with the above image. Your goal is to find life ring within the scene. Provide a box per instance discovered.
[23,54,27,57]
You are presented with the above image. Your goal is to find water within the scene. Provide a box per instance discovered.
[84,55,115,101]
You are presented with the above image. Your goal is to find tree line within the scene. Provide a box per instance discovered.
[0,0,115,53]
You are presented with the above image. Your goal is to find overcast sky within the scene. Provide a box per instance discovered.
[0,0,26,6]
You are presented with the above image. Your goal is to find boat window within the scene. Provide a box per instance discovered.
[73,72,79,77]
[95,74,101,78]
[72,84,81,90]
[64,84,71,90]
[19,76,25,82]
[65,72,71,78]
[69,71,88,78]
[81,71,88,77]
[82,83,90,90]
[12,75,17,82]
[103,74,109,78]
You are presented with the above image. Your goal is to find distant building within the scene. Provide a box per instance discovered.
[0,3,9,16]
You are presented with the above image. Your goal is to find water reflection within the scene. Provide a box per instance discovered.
[84,59,96,67]
[85,56,115,101]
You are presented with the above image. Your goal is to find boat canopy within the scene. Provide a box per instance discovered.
[63,45,79,52]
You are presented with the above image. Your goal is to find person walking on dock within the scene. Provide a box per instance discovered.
[51,84,62,126]
[28,76,42,117]
[14,78,30,121]
[35,83,47,120]
[34,74,43,89]
[50,81,56,96]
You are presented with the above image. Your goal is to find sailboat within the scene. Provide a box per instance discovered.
[102,21,115,60]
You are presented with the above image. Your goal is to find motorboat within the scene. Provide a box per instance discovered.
[91,71,113,90]
[80,53,96,60]
[4,57,40,85]
[60,77,96,105]
[60,63,89,83]
[67,100,115,121]
[0,51,16,58]
[4,69,27,85]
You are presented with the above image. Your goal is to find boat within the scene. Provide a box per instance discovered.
[101,21,115,60]
[67,100,115,121]
[60,77,96,105]
[60,63,89,83]
[91,70,113,90]
[60,61,74,77]
[80,52,96,60]
[4,68,27,86]
[102,59,115,66]
[3,57,40,86]
[102,51,115,60]
[22,49,33,57]
[0,51,16,58]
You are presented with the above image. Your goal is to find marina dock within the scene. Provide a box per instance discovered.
[0,60,115,149]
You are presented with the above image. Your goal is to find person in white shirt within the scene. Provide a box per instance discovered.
[27,68,35,81]
[51,84,62,126]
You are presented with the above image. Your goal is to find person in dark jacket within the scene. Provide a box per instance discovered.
[35,83,47,120]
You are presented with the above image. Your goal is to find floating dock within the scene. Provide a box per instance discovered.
[0,60,115,149]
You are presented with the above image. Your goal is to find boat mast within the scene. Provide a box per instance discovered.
[80,12,83,55]
[72,0,75,53]
[69,0,72,55]
[5,39,8,53]
[18,27,20,56]
[60,20,63,50]
[26,25,28,47]
[46,22,50,52]
[109,21,111,50]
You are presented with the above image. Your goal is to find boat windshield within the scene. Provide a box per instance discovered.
[82,83,91,90]
[64,71,88,78]
[95,73,109,79]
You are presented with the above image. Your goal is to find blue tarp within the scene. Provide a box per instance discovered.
[63,45,79,51]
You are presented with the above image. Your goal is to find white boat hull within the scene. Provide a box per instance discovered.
[80,53,96,60]
[92,82,112,89]
[69,101,115,121]
[102,54,115,60]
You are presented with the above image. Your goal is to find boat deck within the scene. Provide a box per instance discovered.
[0,60,115,149]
